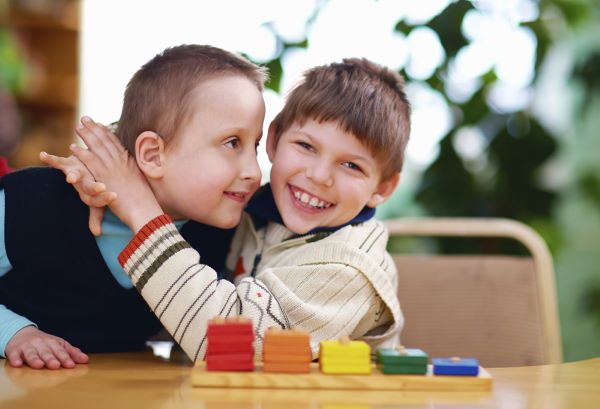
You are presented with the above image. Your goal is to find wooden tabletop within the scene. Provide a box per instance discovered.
[1,350,599,408]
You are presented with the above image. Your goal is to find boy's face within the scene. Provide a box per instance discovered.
[155,75,265,228]
[267,119,398,235]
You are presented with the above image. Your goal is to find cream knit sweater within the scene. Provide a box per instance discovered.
[119,214,403,362]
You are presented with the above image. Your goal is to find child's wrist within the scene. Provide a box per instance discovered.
[127,205,165,233]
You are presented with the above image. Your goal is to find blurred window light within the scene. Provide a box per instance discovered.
[494,26,536,87]
[405,82,453,169]
[402,0,452,25]
[406,27,445,80]
[452,125,488,161]
[462,9,537,87]
[486,82,533,114]
[474,0,539,24]
[445,57,483,103]
[270,0,318,43]
[308,0,409,70]
[238,25,278,63]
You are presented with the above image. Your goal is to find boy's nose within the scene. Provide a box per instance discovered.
[241,151,262,182]
[306,162,333,187]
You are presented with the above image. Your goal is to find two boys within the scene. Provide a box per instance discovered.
[53,57,411,362]
[1,43,411,367]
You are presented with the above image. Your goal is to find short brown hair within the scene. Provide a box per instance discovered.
[117,44,267,154]
[270,58,411,180]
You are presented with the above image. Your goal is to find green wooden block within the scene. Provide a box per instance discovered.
[376,347,428,366]
[379,364,427,375]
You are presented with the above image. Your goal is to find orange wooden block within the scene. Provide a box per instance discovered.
[263,352,312,364]
[263,361,311,374]
[264,328,309,345]
[263,344,311,357]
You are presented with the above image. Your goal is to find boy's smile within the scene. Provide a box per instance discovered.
[267,119,398,235]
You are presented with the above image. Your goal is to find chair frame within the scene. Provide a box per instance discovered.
[385,217,563,364]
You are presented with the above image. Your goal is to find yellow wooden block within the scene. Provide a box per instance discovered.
[319,340,371,357]
[320,363,372,375]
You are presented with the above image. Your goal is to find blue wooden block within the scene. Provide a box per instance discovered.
[433,357,479,376]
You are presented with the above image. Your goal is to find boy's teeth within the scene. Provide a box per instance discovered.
[292,187,331,209]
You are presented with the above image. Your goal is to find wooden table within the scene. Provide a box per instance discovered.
[1,350,599,408]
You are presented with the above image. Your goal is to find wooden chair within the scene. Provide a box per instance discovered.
[385,217,562,367]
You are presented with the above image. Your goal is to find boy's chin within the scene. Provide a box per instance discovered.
[212,216,242,230]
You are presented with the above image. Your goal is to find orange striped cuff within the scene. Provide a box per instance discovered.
[118,214,173,266]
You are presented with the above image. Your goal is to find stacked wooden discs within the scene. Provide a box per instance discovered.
[262,328,312,373]
[205,317,254,372]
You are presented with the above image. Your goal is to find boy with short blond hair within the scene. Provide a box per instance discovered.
[0,44,267,369]
[56,57,411,362]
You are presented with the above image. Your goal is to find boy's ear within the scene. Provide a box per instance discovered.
[135,131,166,179]
[266,122,277,162]
[367,172,400,207]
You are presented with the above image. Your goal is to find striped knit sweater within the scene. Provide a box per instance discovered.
[119,213,404,362]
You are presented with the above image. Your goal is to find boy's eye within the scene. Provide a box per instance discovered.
[343,162,363,173]
[225,137,240,149]
[296,141,314,151]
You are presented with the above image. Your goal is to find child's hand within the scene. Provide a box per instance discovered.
[5,326,89,369]
[39,151,116,236]
[70,116,163,232]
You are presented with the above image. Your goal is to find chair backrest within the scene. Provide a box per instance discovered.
[385,217,563,367]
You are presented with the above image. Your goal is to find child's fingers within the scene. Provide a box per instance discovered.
[39,152,82,183]
[64,344,89,364]
[79,192,116,208]
[80,116,123,159]
[76,175,106,196]
[69,144,105,177]
[48,343,76,369]
[21,346,45,369]
[89,207,106,236]
[75,124,113,167]
[5,349,24,368]
[99,122,128,154]
[38,348,61,370]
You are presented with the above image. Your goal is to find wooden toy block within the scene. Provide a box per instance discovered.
[263,361,311,374]
[263,344,311,357]
[263,352,311,364]
[206,316,254,337]
[376,346,428,375]
[319,339,370,357]
[379,364,427,375]
[262,328,312,373]
[319,339,372,375]
[205,316,255,372]
[376,347,428,366]
[433,357,480,376]
[264,328,310,342]
[320,364,372,375]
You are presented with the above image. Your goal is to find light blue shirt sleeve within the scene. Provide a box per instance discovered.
[0,189,37,358]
